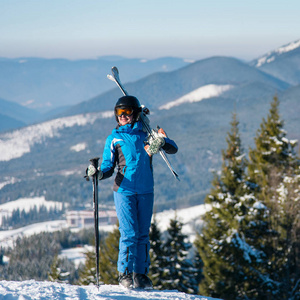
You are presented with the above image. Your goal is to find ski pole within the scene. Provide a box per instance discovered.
[89,157,100,288]
[107,66,179,181]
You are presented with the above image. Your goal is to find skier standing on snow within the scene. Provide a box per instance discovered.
[87,95,178,289]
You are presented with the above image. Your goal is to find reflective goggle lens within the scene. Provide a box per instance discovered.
[116,107,134,116]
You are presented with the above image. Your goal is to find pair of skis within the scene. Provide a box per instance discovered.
[107,66,179,181]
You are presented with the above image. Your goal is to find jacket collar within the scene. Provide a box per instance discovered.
[115,121,143,133]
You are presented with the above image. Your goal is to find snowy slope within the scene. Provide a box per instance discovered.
[0,220,69,248]
[253,39,300,67]
[0,111,113,161]
[159,84,234,110]
[0,280,222,300]
[0,196,64,213]
[154,204,210,242]
[0,196,66,226]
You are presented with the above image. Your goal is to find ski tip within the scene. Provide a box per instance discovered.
[111,66,119,75]
[107,74,115,82]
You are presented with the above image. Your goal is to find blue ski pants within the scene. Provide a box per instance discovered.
[113,191,154,274]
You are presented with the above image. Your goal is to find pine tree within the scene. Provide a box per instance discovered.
[247,96,300,298]
[248,96,296,201]
[148,215,166,289]
[77,225,120,285]
[77,249,98,285]
[271,154,300,298]
[99,225,120,284]
[190,249,204,295]
[195,113,274,299]
[48,255,62,282]
[48,255,71,283]
[160,215,197,294]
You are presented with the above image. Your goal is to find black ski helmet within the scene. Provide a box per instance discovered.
[114,95,141,122]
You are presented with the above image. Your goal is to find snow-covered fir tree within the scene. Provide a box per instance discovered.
[248,96,300,298]
[149,215,166,289]
[194,113,274,300]
[190,249,203,295]
[77,249,98,286]
[248,96,297,202]
[48,255,71,283]
[274,164,300,299]
[160,215,199,294]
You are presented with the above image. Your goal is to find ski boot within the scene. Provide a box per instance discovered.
[133,273,153,289]
[118,272,133,289]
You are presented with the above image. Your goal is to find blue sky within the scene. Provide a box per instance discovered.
[1,0,300,61]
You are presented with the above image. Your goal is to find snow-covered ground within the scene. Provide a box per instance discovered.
[0,280,222,300]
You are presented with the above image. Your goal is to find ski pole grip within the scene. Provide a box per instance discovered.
[84,157,100,181]
[89,157,100,169]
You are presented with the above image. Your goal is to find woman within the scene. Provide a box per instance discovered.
[87,95,178,289]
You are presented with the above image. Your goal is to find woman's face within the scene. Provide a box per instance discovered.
[116,106,134,126]
[118,114,133,126]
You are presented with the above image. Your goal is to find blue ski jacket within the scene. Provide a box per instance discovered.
[100,121,177,195]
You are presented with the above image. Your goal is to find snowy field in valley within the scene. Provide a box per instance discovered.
[0,196,64,213]
[0,197,210,267]
[0,196,210,250]
[0,196,65,226]
[0,280,222,300]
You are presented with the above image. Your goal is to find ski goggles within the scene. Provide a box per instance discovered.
[115,107,134,117]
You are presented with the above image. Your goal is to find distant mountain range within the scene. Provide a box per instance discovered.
[58,56,289,118]
[0,56,189,111]
[0,56,190,132]
[0,39,299,212]
[0,97,41,133]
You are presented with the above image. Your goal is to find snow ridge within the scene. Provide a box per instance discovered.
[0,111,114,162]
[255,39,300,67]
[0,280,222,300]
[159,84,234,110]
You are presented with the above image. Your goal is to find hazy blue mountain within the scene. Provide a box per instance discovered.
[0,97,40,122]
[59,56,290,118]
[0,113,25,132]
[250,39,300,85]
[277,84,300,139]
[0,97,41,132]
[0,56,190,113]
